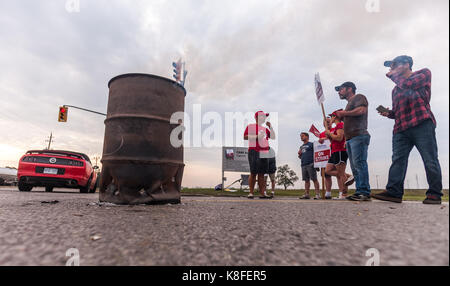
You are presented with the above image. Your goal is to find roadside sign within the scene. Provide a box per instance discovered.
[221,147,250,191]
[222,147,250,172]
[313,140,331,168]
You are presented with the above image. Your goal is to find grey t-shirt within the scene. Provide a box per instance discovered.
[344,94,369,140]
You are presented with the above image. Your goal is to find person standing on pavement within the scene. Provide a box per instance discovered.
[319,117,334,199]
[335,82,371,201]
[244,111,276,199]
[324,109,352,200]
[373,55,443,204]
[265,147,277,198]
[298,132,320,200]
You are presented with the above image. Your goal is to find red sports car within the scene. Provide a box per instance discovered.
[17,150,98,193]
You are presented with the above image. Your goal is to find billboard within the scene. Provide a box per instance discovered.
[222,147,250,173]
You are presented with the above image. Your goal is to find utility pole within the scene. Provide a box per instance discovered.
[376,175,379,190]
[416,174,419,190]
[45,132,54,150]
[93,156,100,167]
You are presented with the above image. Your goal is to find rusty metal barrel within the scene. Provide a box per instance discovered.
[99,73,186,205]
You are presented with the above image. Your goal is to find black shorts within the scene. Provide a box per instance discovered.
[328,151,348,165]
[248,149,269,175]
[268,157,276,174]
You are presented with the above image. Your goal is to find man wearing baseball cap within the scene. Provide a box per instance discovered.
[373,55,443,204]
[334,82,371,201]
[244,111,276,199]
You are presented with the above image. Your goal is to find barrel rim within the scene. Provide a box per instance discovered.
[108,73,187,95]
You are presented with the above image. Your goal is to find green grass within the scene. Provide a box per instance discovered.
[181,188,449,202]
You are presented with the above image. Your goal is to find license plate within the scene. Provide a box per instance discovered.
[43,168,58,175]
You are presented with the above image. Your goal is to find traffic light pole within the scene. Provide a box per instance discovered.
[63,105,107,116]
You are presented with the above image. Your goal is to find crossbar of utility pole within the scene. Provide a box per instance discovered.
[64,105,106,116]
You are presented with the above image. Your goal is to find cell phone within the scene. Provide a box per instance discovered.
[376,105,390,113]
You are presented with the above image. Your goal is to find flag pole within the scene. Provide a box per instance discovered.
[315,73,328,199]
[320,102,328,199]
[321,103,329,132]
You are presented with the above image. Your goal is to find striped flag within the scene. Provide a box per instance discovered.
[315,73,325,105]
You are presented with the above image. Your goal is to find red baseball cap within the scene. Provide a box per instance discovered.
[255,111,269,119]
[329,109,343,118]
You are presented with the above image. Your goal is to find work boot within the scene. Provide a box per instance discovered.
[423,195,442,205]
[371,191,402,203]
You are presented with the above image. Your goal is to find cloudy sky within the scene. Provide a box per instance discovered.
[0,0,448,189]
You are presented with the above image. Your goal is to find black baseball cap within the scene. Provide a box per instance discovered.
[384,55,413,68]
[335,82,356,92]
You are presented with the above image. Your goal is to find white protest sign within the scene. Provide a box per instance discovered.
[315,73,325,105]
[313,140,331,169]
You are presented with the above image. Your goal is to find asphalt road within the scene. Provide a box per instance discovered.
[0,187,448,266]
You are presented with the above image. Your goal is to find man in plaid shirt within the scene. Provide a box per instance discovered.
[372,55,443,204]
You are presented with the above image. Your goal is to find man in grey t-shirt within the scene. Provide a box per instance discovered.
[298,132,320,200]
[335,82,371,201]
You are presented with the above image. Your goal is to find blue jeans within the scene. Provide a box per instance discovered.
[346,134,371,196]
[386,119,443,198]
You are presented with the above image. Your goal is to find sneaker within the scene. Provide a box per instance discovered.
[259,195,272,199]
[325,196,332,200]
[299,195,310,200]
[346,194,371,201]
[371,191,402,203]
[344,175,355,187]
[247,193,254,199]
[423,195,442,205]
[314,195,321,200]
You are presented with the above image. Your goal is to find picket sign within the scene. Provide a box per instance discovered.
[314,73,330,198]
[315,73,329,132]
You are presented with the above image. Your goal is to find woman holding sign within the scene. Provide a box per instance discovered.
[324,110,352,199]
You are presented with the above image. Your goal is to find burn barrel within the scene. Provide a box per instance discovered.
[99,73,186,205]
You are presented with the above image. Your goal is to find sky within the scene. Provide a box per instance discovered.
[0,0,448,189]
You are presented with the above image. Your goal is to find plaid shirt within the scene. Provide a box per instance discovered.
[387,68,436,134]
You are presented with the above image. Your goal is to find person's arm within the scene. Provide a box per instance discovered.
[387,68,431,90]
[336,95,368,118]
[327,128,344,141]
[379,107,395,119]
[318,133,326,144]
[266,122,276,140]
[243,126,259,140]
[339,106,367,117]
[244,134,258,140]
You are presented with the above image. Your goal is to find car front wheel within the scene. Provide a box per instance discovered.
[45,186,54,192]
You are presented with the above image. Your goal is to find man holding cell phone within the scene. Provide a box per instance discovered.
[372,55,443,204]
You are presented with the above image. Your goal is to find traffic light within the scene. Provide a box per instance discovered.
[58,106,68,122]
[172,60,182,82]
